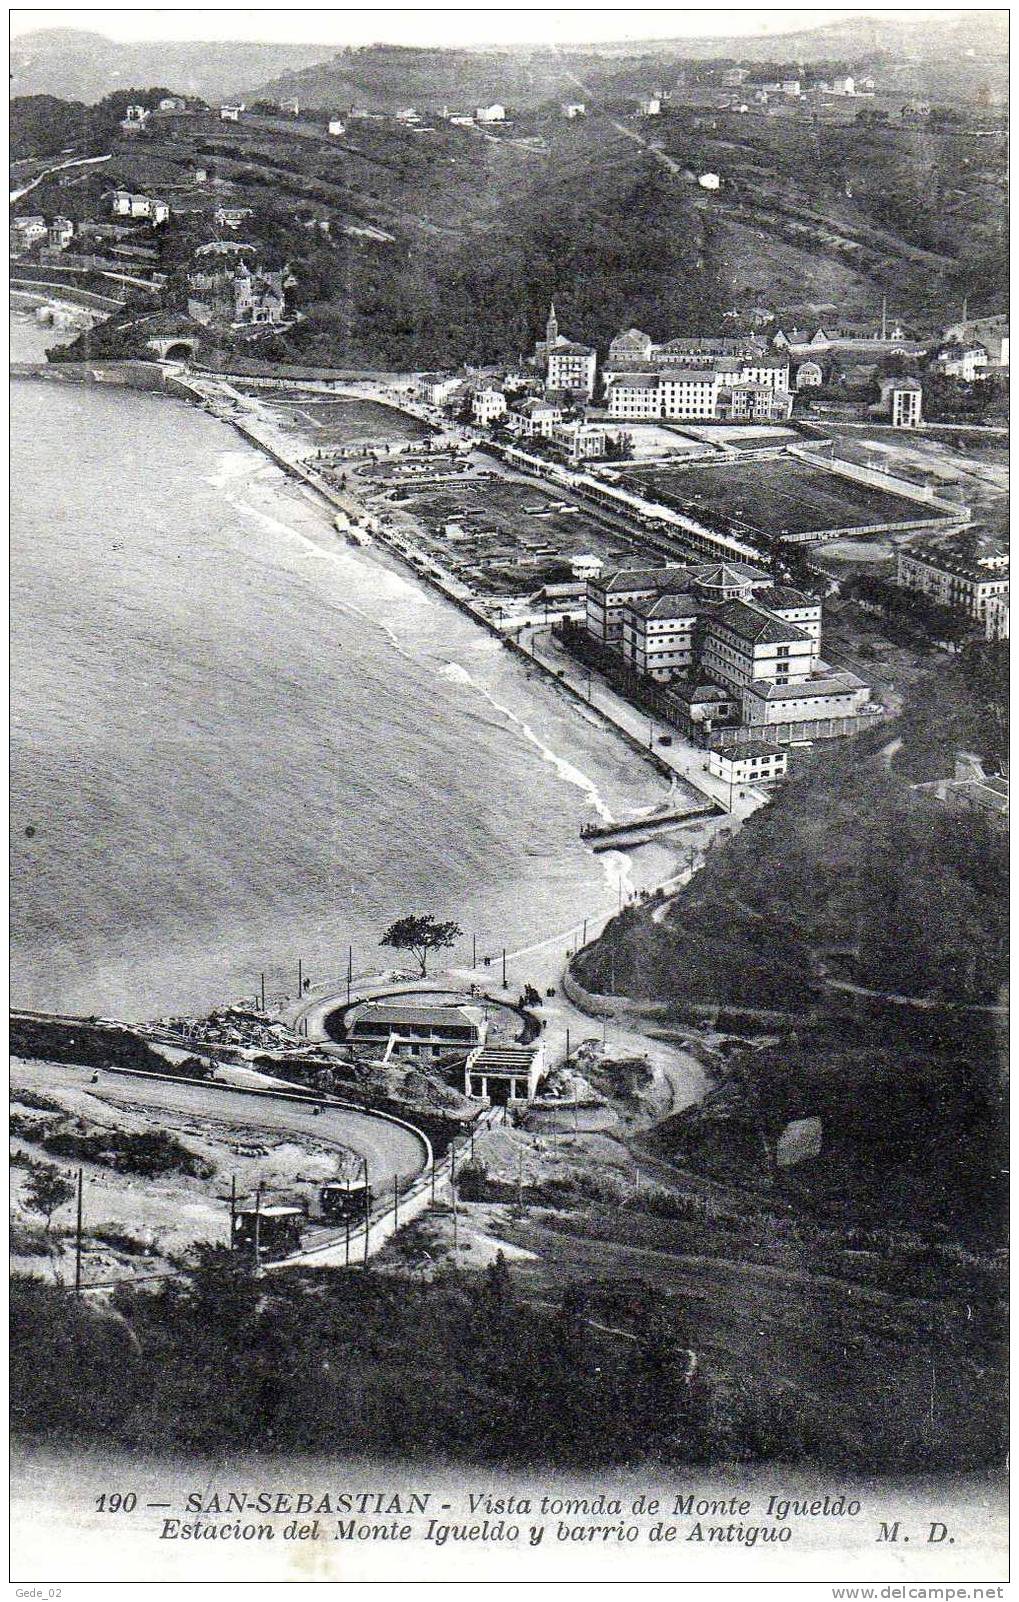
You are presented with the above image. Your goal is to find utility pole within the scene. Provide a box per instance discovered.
[363,1161,370,1266]
[229,1174,236,1251]
[298,957,303,996]
[582,917,588,945]
[347,945,353,1006]
[881,293,887,342]
[430,1152,436,1203]
[254,1182,263,1273]
[472,933,477,968]
[260,972,266,1011]
[74,1167,84,1296]
[565,1026,571,1064]
[501,947,507,989]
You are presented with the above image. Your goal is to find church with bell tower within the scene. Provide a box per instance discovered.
[534,300,566,371]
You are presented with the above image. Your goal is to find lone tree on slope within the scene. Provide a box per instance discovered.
[23,1162,76,1234]
[380,914,463,977]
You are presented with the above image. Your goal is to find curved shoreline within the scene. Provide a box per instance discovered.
[10,324,707,1030]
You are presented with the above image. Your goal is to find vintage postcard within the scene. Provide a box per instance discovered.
[9,3,1008,1590]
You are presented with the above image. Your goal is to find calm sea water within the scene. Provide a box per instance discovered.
[10,311,678,1020]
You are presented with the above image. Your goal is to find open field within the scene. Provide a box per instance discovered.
[682,423,801,451]
[620,456,947,543]
[611,421,713,460]
[241,392,434,448]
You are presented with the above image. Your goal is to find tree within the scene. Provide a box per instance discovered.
[23,1162,75,1233]
[380,914,463,977]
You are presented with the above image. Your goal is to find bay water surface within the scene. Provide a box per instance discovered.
[10,310,679,1019]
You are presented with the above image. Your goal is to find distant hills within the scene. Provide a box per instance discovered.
[10,14,1007,108]
[253,17,1007,113]
[9,28,331,105]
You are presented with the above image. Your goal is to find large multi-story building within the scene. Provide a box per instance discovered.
[586,565,684,646]
[622,592,701,679]
[985,592,1009,641]
[890,377,922,428]
[606,364,792,421]
[472,387,508,425]
[742,668,871,730]
[547,340,597,398]
[941,314,1008,370]
[586,560,772,652]
[699,599,820,694]
[896,543,1009,623]
[534,304,597,397]
[604,373,662,419]
[656,369,719,419]
[605,329,766,375]
[509,397,562,437]
[584,561,866,738]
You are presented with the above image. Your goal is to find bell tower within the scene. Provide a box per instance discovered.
[546,301,559,348]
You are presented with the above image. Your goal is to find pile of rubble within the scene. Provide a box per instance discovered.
[536,1063,601,1104]
[153,1008,307,1054]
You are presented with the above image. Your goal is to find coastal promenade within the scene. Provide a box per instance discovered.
[12,346,769,821]
[176,367,749,806]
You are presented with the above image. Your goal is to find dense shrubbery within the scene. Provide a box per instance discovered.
[10,1253,725,1467]
[12,1241,1006,1470]
[15,1116,213,1179]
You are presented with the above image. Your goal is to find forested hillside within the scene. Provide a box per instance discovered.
[573,645,1008,1228]
[574,644,1008,1012]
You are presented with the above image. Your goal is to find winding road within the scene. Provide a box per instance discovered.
[11,1059,429,1187]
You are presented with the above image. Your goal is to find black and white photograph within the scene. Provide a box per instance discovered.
[9,3,1009,1588]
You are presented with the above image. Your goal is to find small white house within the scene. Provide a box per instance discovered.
[475,104,506,124]
[637,95,662,117]
[698,172,721,191]
[220,104,244,121]
[472,387,508,425]
[708,742,788,789]
[571,553,604,581]
[47,216,74,250]
[795,359,825,389]
[328,118,346,137]
[832,76,856,96]
[561,102,586,119]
